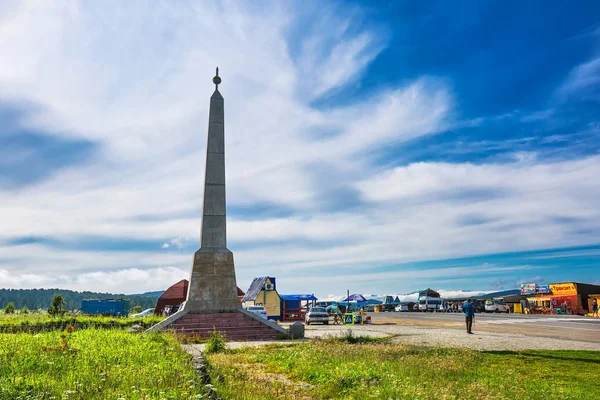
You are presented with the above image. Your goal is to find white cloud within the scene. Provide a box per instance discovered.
[557,56,600,101]
[0,1,597,296]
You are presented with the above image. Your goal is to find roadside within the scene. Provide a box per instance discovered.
[304,324,600,351]
[185,322,600,352]
[368,313,600,343]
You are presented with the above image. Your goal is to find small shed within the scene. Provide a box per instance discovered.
[154,279,245,315]
[280,294,318,321]
[242,277,281,320]
[154,279,188,315]
[82,299,128,316]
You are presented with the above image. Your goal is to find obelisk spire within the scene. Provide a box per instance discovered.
[213,67,221,90]
[200,68,226,248]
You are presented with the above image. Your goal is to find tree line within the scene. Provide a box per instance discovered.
[0,288,159,311]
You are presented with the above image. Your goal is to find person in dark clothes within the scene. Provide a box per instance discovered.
[462,298,475,334]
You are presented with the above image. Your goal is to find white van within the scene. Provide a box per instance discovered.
[485,299,510,313]
[418,296,443,312]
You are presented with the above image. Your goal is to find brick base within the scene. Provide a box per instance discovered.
[168,310,284,341]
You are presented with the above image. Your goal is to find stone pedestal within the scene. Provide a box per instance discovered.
[184,248,240,313]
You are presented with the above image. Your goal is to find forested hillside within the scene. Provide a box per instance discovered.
[0,288,160,311]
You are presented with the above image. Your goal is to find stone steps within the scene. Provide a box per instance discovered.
[170,311,284,341]
[174,320,265,328]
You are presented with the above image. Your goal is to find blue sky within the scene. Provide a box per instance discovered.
[0,1,599,297]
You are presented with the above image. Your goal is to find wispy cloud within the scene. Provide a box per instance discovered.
[0,1,598,296]
[557,56,600,101]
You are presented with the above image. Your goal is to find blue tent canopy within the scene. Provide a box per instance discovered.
[343,294,367,302]
[280,294,318,301]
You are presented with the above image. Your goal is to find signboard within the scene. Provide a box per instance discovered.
[520,283,537,295]
[344,313,355,326]
[550,283,577,296]
[537,285,551,294]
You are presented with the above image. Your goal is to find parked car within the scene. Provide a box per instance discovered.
[395,304,409,312]
[473,300,485,313]
[485,300,510,313]
[247,305,268,319]
[129,308,155,318]
[316,301,336,308]
[305,306,329,325]
[418,296,443,312]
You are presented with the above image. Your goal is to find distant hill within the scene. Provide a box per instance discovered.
[133,290,165,298]
[0,288,160,311]
[473,289,520,299]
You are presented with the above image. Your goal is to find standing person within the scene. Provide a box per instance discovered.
[592,299,598,318]
[462,298,475,334]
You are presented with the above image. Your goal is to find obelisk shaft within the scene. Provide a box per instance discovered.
[184,70,240,313]
[200,89,227,249]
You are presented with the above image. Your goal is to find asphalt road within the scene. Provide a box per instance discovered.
[368,311,600,343]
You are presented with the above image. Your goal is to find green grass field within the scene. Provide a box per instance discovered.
[4,319,600,400]
[0,312,163,333]
[0,329,208,399]
[206,340,600,400]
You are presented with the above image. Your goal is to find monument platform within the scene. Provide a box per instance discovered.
[148,309,289,341]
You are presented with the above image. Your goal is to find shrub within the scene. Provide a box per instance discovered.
[204,328,226,354]
[4,302,16,314]
[132,305,143,314]
[320,329,384,344]
[20,306,29,314]
[48,294,66,317]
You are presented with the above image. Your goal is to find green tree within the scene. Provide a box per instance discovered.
[4,302,16,314]
[48,295,66,316]
[131,305,143,314]
[20,306,29,314]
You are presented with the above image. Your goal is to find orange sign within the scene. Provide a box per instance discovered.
[550,283,577,295]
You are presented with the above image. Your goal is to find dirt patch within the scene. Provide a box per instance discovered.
[373,317,462,328]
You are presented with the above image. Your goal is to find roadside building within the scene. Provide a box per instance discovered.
[81,299,128,316]
[280,294,317,321]
[242,277,281,320]
[588,294,600,315]
[523,282,600,315]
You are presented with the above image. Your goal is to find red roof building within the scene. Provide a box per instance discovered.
[154,279,245,314]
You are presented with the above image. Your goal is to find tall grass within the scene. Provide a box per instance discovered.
[0,329,209,399]
[0,312,163,333]
[206,342,600,399]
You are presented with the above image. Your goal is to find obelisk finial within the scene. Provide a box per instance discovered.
[212,67,221,90]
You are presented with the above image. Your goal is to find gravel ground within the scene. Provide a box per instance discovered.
[184,323,600,353]
[304,324,600,351]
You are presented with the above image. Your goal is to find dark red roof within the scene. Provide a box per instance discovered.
[156,279,245,303]
[158,279,188,301]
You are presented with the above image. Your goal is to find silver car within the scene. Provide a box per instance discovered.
[129,308,155,318]
[247,305,268,319]
[305,307,329,325]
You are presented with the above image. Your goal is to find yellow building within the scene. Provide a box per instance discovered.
[242,277,281,320]
[525,282,600,315]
